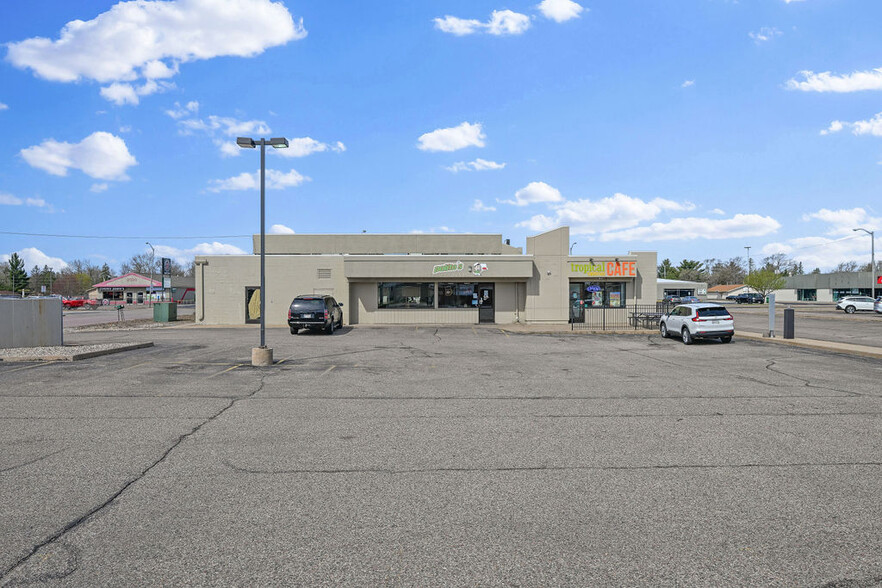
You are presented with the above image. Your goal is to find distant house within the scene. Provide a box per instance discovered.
[706,284,748,300]
[88,273,195,304]
[656,278,708,300]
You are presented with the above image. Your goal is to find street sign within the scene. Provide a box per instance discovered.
[162,257,171,275]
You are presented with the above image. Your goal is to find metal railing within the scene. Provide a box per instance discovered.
[571,302,674,331]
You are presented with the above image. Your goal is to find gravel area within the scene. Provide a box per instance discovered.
[0,342,153,362]
[65,315,194,332]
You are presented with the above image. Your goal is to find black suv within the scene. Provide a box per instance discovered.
[727,293,764,304]
[287,295,344,334]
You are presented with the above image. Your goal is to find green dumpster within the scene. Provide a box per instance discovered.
[153,301,177,322]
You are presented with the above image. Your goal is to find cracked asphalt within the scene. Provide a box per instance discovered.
[1,326,881,587]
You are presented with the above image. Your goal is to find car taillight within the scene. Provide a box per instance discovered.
[324,310,329,319]
[692,316,703,322]
[287,310,292,319]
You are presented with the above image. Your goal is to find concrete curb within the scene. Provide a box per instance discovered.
[737,331,882,359]
[0,342,154,362]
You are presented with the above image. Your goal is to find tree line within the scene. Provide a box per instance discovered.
[658,254,880,287]
[1,253,194,297]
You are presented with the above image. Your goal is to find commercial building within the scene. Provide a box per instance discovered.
[776,271,881,302]
[89,273,195,304]
[195,227,657,326]
[656,278,708,300]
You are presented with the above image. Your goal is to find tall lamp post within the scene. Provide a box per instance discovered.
[744,246,752,291]
[237,136,289,366]
[853,228,876,300]
[146,241,155,307]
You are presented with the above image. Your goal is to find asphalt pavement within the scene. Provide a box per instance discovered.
[727,303,882,349]
[1,325,880,587]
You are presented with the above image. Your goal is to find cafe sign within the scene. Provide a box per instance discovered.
[433,261,464,275]
[569,261,636,277]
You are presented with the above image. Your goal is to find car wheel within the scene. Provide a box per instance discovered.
[845,305,856,314]
[326,320,335,335]
[659,322,668,338]
[681,327,693,345]
[290,327,297,335]
[720,336,732,343]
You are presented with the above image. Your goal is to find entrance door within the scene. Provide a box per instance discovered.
[569,283,584,323]
[478,284,494,324]
[126,292,133,304]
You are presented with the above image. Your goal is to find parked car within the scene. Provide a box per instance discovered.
[727,293,764,304]
[287,295,344,334]
[659,303,734,345]
[875,297,882,314]
[680,296,700,303]
[62,297,99,310]
[836,296,877,314]
[662,295,682,304]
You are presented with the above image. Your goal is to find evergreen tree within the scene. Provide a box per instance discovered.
[100,263,113,282]
[7,253,29,294]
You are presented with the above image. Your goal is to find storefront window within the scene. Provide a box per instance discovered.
[797,289,817,301]
[832,288,871,301]
[438,283,478,308]
[571,281,627,307]
[378,282,434,308]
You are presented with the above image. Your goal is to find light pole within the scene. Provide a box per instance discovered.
[569,242,577,255]
[744,246,752,290]
[237,136,289,366]
[146,241,155,306]
[853,228,876,300]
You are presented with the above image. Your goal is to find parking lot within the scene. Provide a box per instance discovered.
[1,325,881,586]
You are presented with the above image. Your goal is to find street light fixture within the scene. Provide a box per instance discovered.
[569,242,577,255]
[853,227,876,300]
[237,136,289,366]
[146,241,155,307]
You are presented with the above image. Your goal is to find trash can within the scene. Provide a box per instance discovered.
[153,301,177,322]
[783,308,795,339]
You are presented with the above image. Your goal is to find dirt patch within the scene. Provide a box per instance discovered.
[66,314,195,332]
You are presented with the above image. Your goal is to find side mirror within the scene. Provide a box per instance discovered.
[338,303,344,307]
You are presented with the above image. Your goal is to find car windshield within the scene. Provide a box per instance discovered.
[291,299,325,312]
[697,307,730,317]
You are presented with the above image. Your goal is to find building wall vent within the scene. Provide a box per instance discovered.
[317,268,332,279]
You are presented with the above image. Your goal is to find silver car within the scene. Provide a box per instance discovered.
[659,303,734,345]
[836,296,876,314]
[875,297,882,315]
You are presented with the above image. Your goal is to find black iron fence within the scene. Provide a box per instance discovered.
[571,302,674,331]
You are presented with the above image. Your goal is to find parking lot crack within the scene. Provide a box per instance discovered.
[0,371,272,584]
[765,359,864,397]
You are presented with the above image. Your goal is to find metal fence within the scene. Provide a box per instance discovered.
[571,302,674,331]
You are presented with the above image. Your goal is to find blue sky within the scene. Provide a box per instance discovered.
[1,0,881,273]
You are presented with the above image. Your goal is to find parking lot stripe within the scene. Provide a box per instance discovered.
[207,364,244,378]
[2,361,60,374]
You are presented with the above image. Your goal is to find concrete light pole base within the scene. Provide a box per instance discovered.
[252,346,273,367]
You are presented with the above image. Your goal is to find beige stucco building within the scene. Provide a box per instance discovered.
[195,227,658,326]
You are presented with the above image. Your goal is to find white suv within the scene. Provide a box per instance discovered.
[836,296,876,314]
[659,303,734,345]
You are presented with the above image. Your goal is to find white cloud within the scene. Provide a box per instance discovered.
[759,207,880,270]
[504,181,564,206]
[418,122,486,152]
[598,214,781,242]
[786,68,882,93]
[0,247,68,272]
[681,80,695,88]
[537,0,585,23]
[90,183,109,193]
[0,193,23,206]
[802,207,881,235]
[20,131,137,180]
[749,27,782,44]
[217,142,241,158]
[207,168,309,192]
[446,158,506,173]
[273,137,347,158]
[6,0,306,105]
[165,100,199,119]
[270,224,295,234]
[154,242,248,266]
[410,226,457,234]
[434,10,531,36]
[471,199,497,212]
[516,192,694,233]
[820,112,882,137]
[177,115,271,137]
[0,102,8,110]
[710,208,726,215]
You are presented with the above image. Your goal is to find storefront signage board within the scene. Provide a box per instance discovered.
[569,261,636,277]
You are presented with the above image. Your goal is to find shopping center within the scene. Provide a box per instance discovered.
[195,226,658,326]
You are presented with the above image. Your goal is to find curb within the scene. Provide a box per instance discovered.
[736,331,882,360]
[0,342,154,362]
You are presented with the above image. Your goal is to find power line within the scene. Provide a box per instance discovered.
[0,230,252,240]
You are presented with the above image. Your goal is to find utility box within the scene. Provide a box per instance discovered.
[153,301,177,323]
[0,297,63,348]
[783,308,795,339]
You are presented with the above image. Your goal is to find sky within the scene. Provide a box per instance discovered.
[1,0,882,274]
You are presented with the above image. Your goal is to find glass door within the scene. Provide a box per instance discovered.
[478,284,494,324]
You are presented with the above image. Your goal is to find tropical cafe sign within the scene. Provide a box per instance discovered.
[569,261,636,277]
